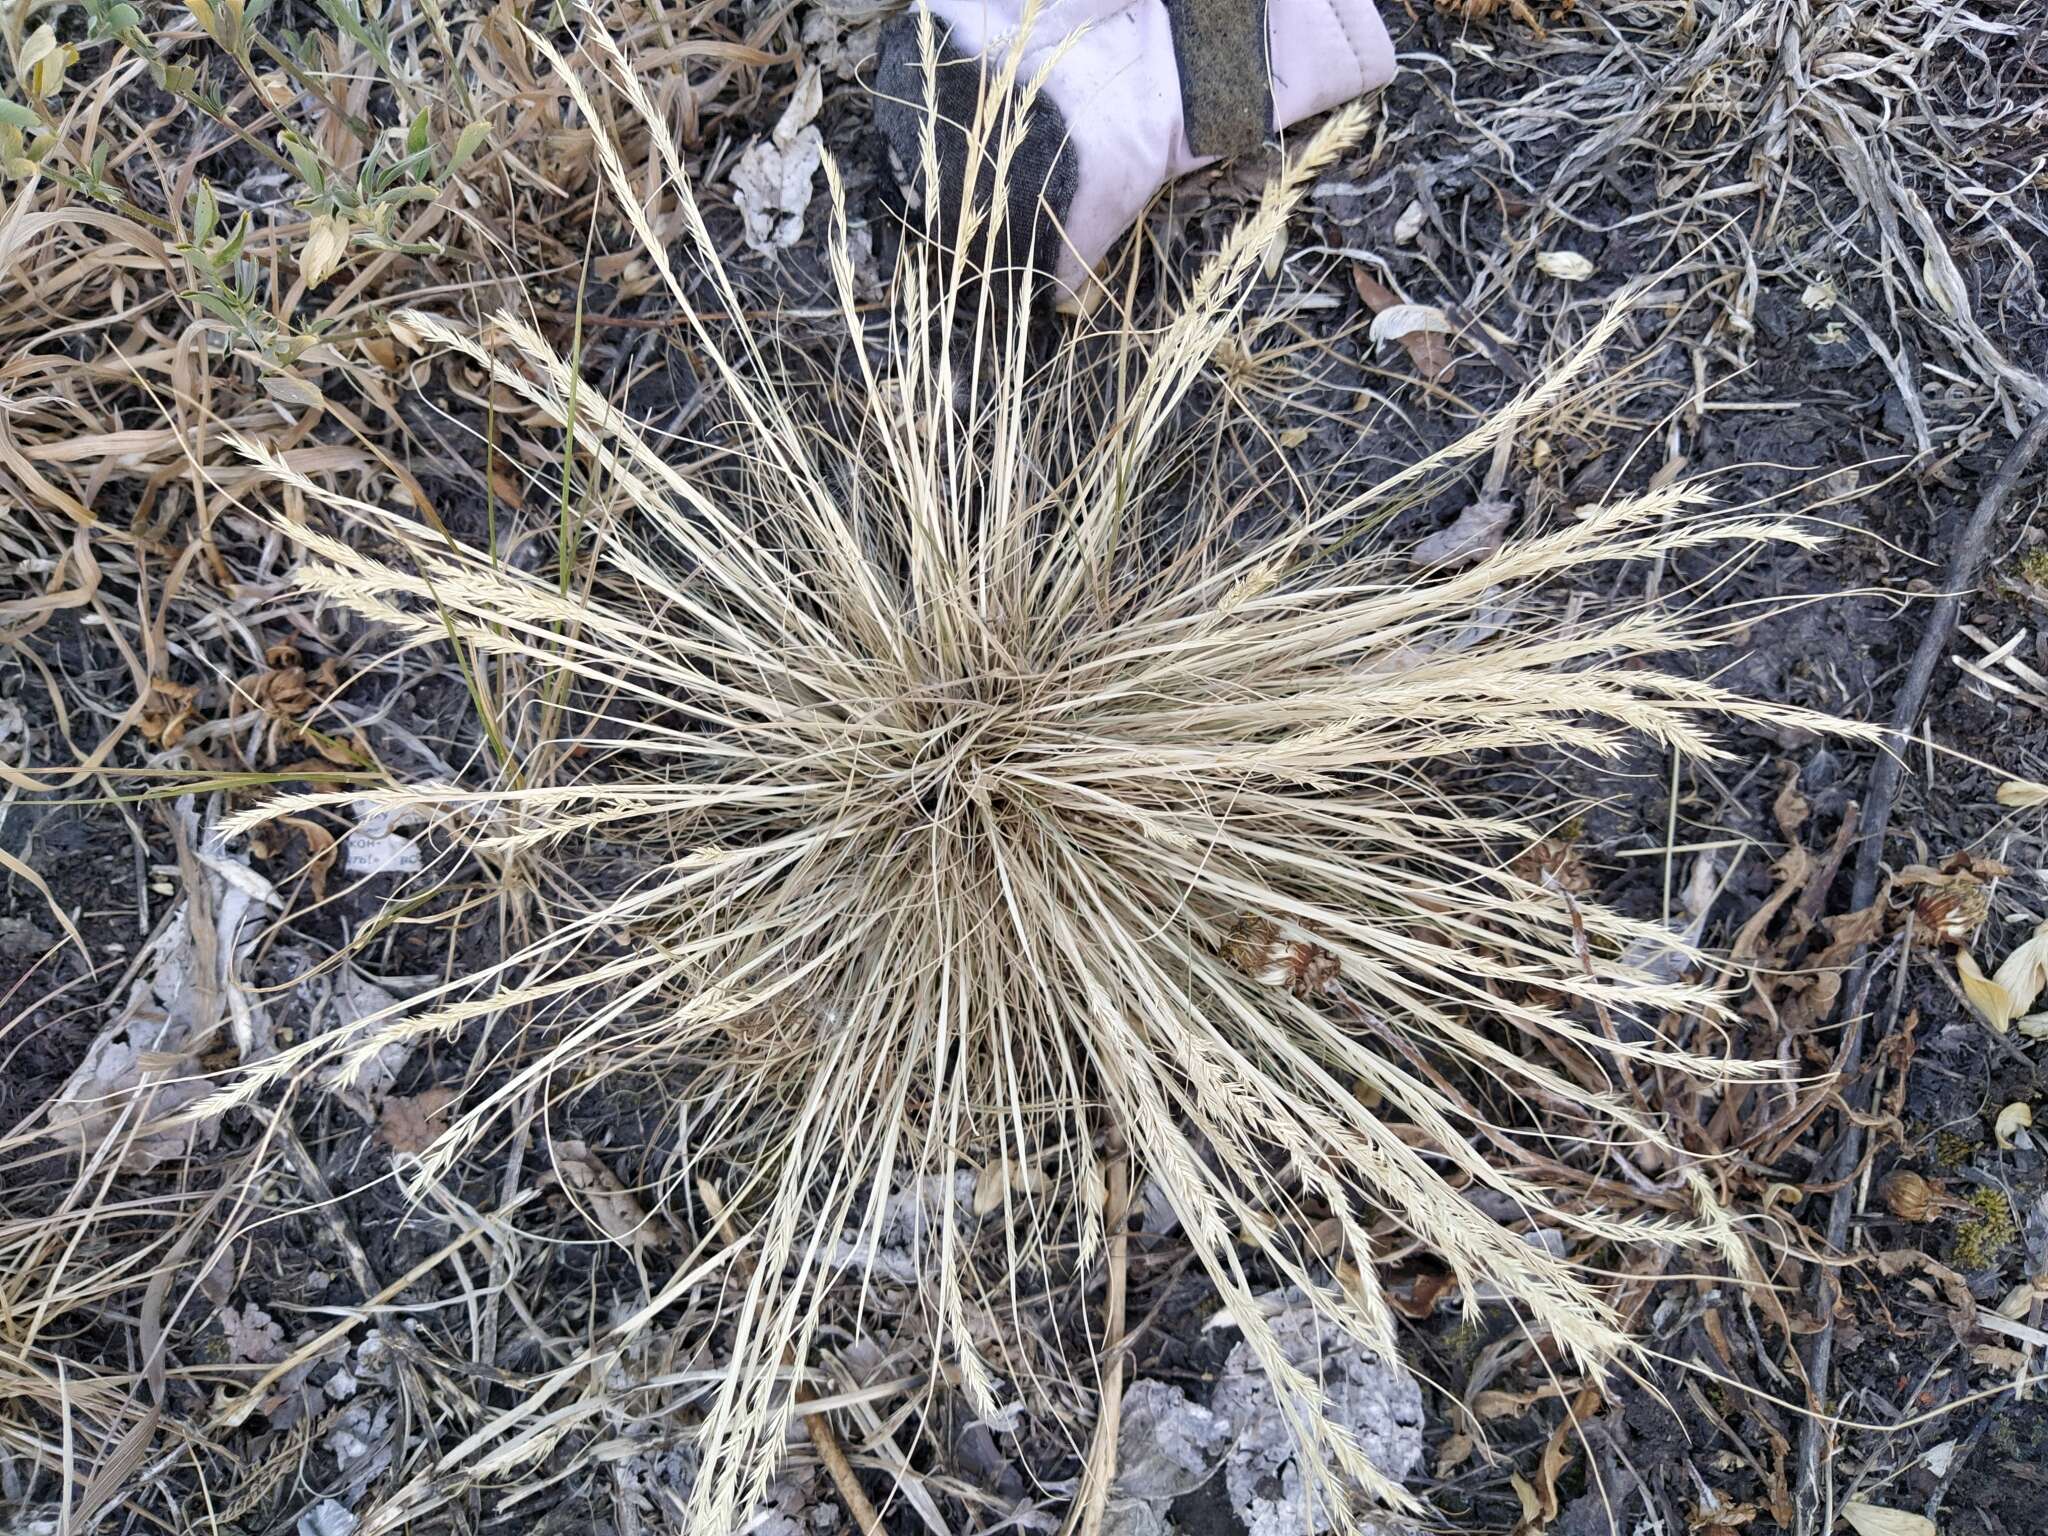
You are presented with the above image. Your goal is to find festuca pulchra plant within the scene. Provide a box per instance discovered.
[212,21,1847,1533]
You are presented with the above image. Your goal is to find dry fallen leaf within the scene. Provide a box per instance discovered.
[1352,268,1455,382]
[1842,1503,1938,1536]
[1525,1385,1600,1530]
[277,815,338,902]
[1920,240,1969,319]
[377,1086,457,1156]
[1995,1101,2034,1150]
[1413,497,1515,568]
[221,1303,287,1364]
[971,1157,1047,1216]
[1872,1249,1976,1332]
[547,1139,668,1252]
[1509,1472,1542,1528]
[1992,919,2048,1019]
[1370,302,1455,346]
[1957,950,2014,1033]
[1997,779,2048,808]
[33,798,279,1165]
[1434,1430,1476,1477]
[318,967,425,1117]
[1773,771,1811,840]
[1535,250,1596,281]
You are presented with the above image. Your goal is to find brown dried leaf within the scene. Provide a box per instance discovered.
[377,1086,457,1155]
[140,677,199,746]
[277,815,337,902]
[1871,1249,1976,1333]
[1731,845,1812,965]
[1509,1472,1542,1528]
[1517,1386,1599,1532]
[1435,1431,1477,1476]
[1780,905,1884,1034]
[1772,772,1810,840]
[1414,497,1515,567]
[1474,1388,1541,1420]
[547,1139,666,1252]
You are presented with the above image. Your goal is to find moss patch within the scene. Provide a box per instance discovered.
[1931,1130,1977,1170]
[1953,1187,2018,1271]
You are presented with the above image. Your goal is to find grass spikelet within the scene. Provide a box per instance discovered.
[224,24,1857,1533]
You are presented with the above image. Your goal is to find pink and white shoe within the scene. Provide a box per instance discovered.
[873,0,1398,299]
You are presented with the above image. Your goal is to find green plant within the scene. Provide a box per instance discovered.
[212,25,1855,1533]
[5,0,489,375]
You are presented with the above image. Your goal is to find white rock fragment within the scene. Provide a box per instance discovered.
[1116,1379,1234,1501]
[296,1501,359,1536]
[1110,1290,1425,1536]
[1211,1289,1425,1536]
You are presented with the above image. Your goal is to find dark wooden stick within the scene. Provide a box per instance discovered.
[1793,407,2048,1536]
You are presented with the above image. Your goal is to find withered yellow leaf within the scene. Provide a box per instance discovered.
[1997,778,2048,808]
[1842,1503,1937,1536]
[1958,950,2014,1033]
[1992,920,2048,1020]
[1994,1101,2034,1150]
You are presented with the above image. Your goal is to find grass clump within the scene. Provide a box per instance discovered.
[212,24,1841,1533]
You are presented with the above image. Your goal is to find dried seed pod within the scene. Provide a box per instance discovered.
[1511,835,1592,897]
[1220,912,1343,997]
[1912,875,1990,944]
[1220,913,1282,977]
[1284,942,1344,998]
[1879,1169,1935,1222]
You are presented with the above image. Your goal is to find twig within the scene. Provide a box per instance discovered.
[804,1402,887,1536]
[1793,407,2048,1536]
[699,1180,886,1536]
[1069,1153,1133,1536]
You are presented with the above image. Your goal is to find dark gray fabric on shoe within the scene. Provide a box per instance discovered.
[873,13,1080,288]
[1161,0,1270,158]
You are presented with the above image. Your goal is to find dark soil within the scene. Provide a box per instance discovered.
[4,2,2046,1534]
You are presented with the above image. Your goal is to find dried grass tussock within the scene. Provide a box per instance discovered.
[176,20,1869,1535]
